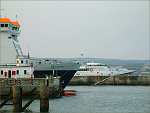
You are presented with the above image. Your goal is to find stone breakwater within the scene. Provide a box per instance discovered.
[69,75,150,85]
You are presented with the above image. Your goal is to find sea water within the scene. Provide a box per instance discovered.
[0,86,150,113]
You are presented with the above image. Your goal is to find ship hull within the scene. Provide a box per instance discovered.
[33,70,77,89]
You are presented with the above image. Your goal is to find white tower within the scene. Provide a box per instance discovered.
[0,17,33,79]
[0,17,23,65]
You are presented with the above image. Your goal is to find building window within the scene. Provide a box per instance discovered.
[4,72,7,77]
[12,71,16,75]
[0,24,4,27]
[26,60,28,64]
[16,60,19,64]
[5,24,8,27]
[12,27,17,30]
[24,70,27,74]
[21,60,23,64]
[12,27,15,30]
[17,70,19,75]
[1,70,3,75]
[8,70,11,78]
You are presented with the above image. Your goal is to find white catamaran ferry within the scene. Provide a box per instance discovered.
[75,63,135,76]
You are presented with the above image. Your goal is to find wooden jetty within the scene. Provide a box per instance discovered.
[0,77,61,112]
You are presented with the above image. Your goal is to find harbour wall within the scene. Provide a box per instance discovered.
[69,75,150,85]
[0,77,62,98]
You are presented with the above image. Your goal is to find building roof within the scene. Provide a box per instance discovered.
[11,21,20,27]
[0,18,11,22]
[0,17,20,27]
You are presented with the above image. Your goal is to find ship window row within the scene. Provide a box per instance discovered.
[0,69,27,76]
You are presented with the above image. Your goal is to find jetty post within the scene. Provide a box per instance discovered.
[12,85,22,112]
[39,79,49,112]
[0,77,61,112]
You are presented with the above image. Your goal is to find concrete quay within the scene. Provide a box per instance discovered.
[0,77,62,112]
[70,75,150,85]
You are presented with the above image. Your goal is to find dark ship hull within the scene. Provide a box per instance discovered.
[33,70,77,88]
[32,59,80,89]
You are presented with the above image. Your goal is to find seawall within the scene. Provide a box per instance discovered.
[69,75,150,85]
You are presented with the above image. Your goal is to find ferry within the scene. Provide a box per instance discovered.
[0,17,79,88]
[75,63,135,76]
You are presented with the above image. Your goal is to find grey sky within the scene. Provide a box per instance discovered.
[1,1,150,60]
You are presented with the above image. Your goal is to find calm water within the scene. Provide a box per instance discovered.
[0,86,150,113]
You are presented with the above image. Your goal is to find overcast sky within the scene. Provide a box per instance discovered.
[1,1,150,60]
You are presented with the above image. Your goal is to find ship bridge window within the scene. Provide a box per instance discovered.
[0,24,4,27]
[21,60,23,64]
